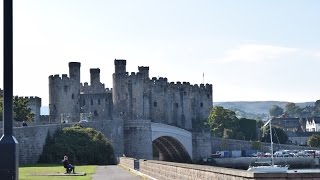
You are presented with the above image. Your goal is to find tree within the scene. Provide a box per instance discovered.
[261,125,288,144]
[39,124,115,164]
[13,96,34,122]
[312,100,320,117]
[207,106,239,138]
[269,105,284,117]
[300,105,313,118]
[284,103,301,117]
[307,134,320,147]
[239,118,258,141]
[0,96,34,121]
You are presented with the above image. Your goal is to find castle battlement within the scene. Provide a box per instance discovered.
[21,96,42,106]
[49,74,70,81]
[22,96,41,100]
[148,76,212,94]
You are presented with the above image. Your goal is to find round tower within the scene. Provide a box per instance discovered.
[68,62,81,122]
[112,59,129,120]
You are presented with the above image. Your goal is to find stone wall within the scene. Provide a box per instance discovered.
[0,120,123,164]
[123,120,152,159]
[0,124,62,164]
[119,157,320,180]
[192,132,212,161]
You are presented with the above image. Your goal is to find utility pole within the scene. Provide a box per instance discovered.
[0,0,19,179]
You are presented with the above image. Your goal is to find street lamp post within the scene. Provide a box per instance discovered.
[0,0,19,179]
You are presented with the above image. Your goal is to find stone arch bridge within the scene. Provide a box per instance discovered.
[151,123,193,162]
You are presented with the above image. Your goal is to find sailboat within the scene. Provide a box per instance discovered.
[247,118,289,173]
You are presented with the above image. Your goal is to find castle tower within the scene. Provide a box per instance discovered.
[49,62,81,123]
[138,66,149,79]
[112,59,129,120]
[90,68,100,85]
[114,59,126,74]
[69,62,81,81]
[68,62,81,122]
[26,96,41,123]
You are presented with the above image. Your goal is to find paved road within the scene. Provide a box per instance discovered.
[92,165,142,180]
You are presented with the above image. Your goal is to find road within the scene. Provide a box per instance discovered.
[92,165,142,180]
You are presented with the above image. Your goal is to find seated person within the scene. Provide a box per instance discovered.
[62,155,75,173]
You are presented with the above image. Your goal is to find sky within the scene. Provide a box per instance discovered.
[1,0,320,106]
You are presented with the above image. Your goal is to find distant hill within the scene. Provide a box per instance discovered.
[213,101,314,120]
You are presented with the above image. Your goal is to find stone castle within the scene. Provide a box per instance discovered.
[47,59,213,160]
[49,59,212,131]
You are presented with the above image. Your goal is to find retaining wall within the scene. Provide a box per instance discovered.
[119,157,320,180]
[0,120,123,164]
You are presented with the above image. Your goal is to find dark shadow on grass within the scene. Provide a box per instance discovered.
[20,164,61,168]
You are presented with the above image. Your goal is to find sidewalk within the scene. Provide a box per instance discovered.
[92,165,142,180]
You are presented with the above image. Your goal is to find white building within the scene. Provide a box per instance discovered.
[306,117,320,132]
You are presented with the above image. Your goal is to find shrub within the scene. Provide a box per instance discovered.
[38,124,115,165]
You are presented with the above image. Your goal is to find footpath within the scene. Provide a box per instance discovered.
[92,165,143,180]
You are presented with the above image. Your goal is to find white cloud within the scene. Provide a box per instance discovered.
[212,44,299,63]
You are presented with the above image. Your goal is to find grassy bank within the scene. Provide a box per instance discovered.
[19,164,96,180]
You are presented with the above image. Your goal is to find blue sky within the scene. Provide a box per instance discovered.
[1,0,320,105]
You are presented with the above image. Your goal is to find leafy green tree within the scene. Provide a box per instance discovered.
[239,118,257,141]
[269,105,284,117]
[307,134,320,147]
[261,125,288,144]
[284,103,301,117]
[13,96,34,122]
[39,124,115,164]
[0,96,34,121]
[207,106,239,138]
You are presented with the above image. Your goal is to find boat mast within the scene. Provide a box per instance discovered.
[270,118,274,166]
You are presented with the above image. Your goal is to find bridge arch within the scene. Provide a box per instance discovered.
[151,123,192,162]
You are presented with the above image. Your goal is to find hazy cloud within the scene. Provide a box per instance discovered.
[212,44,299,63]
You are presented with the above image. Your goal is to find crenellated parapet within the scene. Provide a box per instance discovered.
[22,96,42,105]
[48,74,70,83]
[80,82,108,94]
[149,76,212,95]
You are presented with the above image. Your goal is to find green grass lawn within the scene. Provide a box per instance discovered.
[19,164,96,180]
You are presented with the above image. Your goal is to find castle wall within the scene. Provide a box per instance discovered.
[0,120,124,164]
[80,92,113,121]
